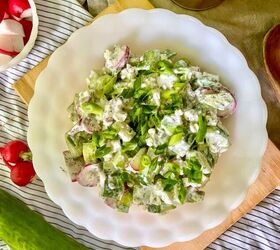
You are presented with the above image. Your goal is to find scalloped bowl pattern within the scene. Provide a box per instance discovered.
[27,9,267,248]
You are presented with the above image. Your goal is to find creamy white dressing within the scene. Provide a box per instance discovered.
[157,74,177,89]
[168,139,190,157]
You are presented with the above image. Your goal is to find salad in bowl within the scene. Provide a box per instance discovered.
[63,45,236,214]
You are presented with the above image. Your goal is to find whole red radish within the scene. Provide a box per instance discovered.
[0,140,29,164]
[10,161,36,186]
[8,0,32,21]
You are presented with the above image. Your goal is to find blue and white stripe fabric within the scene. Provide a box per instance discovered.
[0,1,279,249]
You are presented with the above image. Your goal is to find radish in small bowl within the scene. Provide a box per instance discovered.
[0,0,38,72]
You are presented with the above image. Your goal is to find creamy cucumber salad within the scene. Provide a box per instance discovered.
[63,45,236,213]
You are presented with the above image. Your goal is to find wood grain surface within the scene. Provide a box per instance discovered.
[11,0,280,249]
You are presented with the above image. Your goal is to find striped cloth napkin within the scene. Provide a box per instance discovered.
[0,1,279,249]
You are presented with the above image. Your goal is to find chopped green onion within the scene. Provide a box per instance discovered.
[173,82,185,89]
[100,127,118,140]
[121,141,138,153]
[81,102,103,114]
[95,145,111,158]
[161,89,177,99]
[196,115,207,143]
[155,144,168,155]
[169,132,185,146]
[178,184,187,204]
[140,154,151,169]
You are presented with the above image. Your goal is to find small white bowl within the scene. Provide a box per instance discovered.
[0,0,39,72]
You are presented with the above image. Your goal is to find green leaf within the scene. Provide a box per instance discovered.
[148,114,161,128]
[91,133,100,146]
[157,60,173,73]
[133,77,141,91]
[196,115,207,143]
[173,82,186,89]
[155,143,168,155]
[147,204,161,213]
[149,157,159,173]
[96,75,116,96]
[169,132,185,146]
[131,105,142,123]
[121,141,138,153]
[161,89,177,99]
[81,102,103,114]
[134,88,151,102]
[161,162,181,179]
[184,157,202,183]
[142,105,157,115]
[120,88,134,98]
[95,145,111,158]
[162,178,177,192]
[65,132,88,158]
[178,184,187,204]
[102,176,123,199]
[117,192,133,213]
[82,142,97,163]
[100,127,118,140]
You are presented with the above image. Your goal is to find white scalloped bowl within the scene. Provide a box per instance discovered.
[27,9,267,248]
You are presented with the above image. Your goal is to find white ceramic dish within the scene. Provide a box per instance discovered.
[27,9,268,248]
[0,0,39,72]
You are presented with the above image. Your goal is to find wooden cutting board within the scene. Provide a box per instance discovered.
[12,0,280,249]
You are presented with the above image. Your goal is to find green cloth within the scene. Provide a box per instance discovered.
[151,0,280,148]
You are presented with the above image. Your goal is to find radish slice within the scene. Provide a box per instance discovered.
[0,35,14,51]
[0,35,24,53]
[12,35,24,52]
[0,53,12,65]
[115,45,130,69]
[19,19,32,44]
[196,87,237,118]
[0,19,24,36]
[77,164,100,187]
[217,88,237,118]
[8,0,31,21]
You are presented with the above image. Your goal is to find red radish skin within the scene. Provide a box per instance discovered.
[19,19,32,44]
[10,161,36,186]
[8,0,31,21]
[0,1,8,23]
[0,48,19,57]
[115,45,130,69]
[0,140,29,164]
